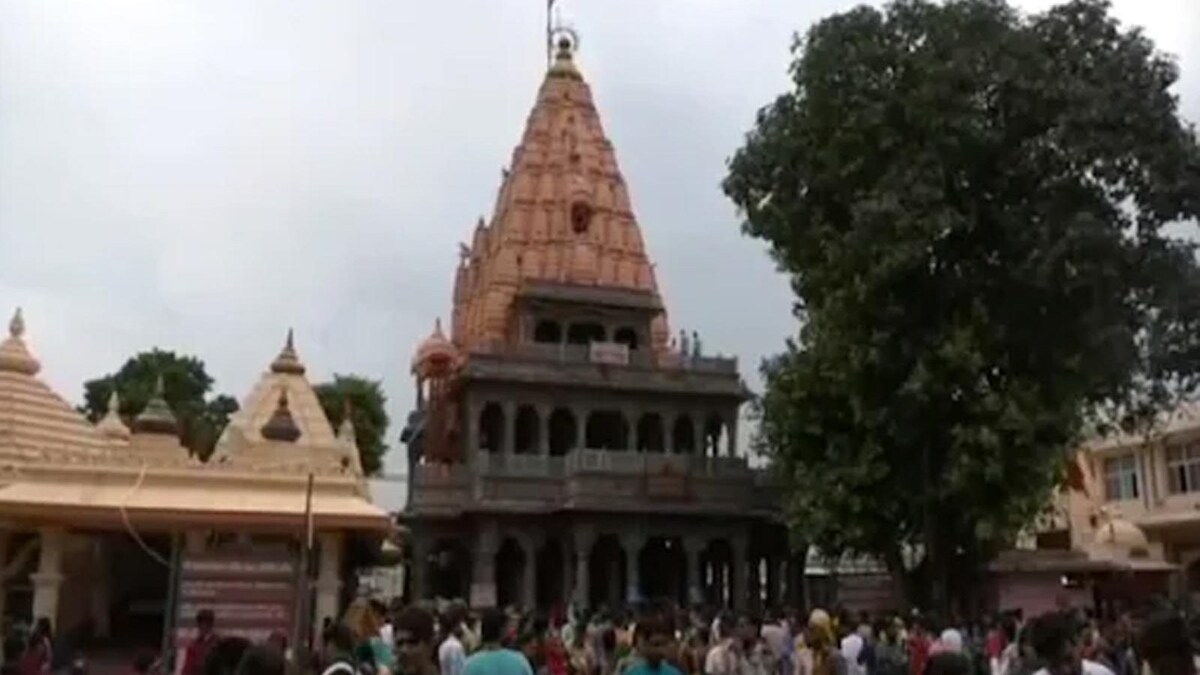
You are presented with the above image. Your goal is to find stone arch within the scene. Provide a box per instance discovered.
[636,413,665,453]
[536,538,567,609]
[514,405,540,454]
[704,414,725,457]
[586,410,628,451]
[613,327,639,350]
[566,322,606,345]
[673,415,696,454]
[479,403,504,454]
[533,320,562,344]
[495,537,528,608]
[548,408,576,456]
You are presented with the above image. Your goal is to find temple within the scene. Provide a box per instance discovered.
[0,310,390,648]
[401,36,792,611]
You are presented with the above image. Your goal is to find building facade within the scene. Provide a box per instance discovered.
[0,310,390,651]
[402,38,790,612]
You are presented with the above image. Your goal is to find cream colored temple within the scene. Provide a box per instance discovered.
[0,309,390,648]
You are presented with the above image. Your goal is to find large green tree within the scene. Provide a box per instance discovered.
[724,0,1200,611]
[81,350,240,460]
[314,375,390,476]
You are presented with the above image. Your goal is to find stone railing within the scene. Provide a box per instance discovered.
[408,449,774,515]
[468,341,738,375]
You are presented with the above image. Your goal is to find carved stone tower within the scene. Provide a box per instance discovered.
[403,36,788,613]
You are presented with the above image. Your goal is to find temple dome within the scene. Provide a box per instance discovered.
[411,319,458,374]
[1094,515,1150,551]
[0,308,112,459]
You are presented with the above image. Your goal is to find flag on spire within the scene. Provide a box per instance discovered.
[547,0,557,67]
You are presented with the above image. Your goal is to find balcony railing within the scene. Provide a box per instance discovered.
[468,341,739,375]
[408,449,774,513]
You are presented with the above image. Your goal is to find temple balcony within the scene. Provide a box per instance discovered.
[407,449,779,517]
[468,340,740,376]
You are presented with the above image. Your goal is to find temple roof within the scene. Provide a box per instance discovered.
[0,309,113,462]
[451,39,670,353]
[215,331,338,450]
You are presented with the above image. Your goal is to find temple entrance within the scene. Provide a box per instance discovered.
[495,538,527,607]
[638,537,684,603]
[103,533,171,650]
[429,540,470,601]
[535,538,566,610]
[588,536,625,609]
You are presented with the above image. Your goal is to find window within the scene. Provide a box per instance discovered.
[1167,444,1200,494]
[570,202,593,234]
[1103,454,1140,501]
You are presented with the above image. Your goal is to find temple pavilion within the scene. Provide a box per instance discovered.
[0,309,390,650]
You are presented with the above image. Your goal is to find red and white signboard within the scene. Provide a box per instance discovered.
[589,342,629,366]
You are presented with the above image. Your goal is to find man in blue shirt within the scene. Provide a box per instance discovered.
[624,613,682,675]
[463,609,532,675]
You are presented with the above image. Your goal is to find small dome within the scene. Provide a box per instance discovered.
[96,391,132,442]
[411,319,458,373]
[133,376,180,437]
[260,388,301,443]
[1094,515,1149,551]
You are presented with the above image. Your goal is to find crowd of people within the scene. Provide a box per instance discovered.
[3,598,1197,675]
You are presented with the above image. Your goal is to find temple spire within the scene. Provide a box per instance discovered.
[0,307,41,376]
[97,390,131,441]
[271,328,306,375]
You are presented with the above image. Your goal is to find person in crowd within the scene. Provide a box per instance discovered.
[1027,612,1113,675]
[181,610,217,675]
[907,620,932,675]
[17,618,51,675]
[762,612,790,675]
[321,622,361,675]
[200,637,252,675]
[394,606,438,675]
[840,628,865,675]
[1135,612,1195,675]
[566,622,595,675]
[234,645,286,675]
[2,628,24,675]
[437,606,467,675]
[625,613,683,675]
[345,599,394,675]
[795,610,846,675]
[679,628,710,675]
[925,652,971,675]
[705,614,740,675]
[463,608,533,675]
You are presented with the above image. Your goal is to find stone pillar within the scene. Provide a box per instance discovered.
[664,414,675,455]
[572,529,593,608]
[465,398,480,456]
[623,409,636,451]
[472,525,498,608]
[693,417,706,456]
[621,532,644,605]
[90,539,111,639]
[730,533,748,613]
[575,407,589,451]
[727,413,739,457]
[314,533,343,632]
[502,402,516,454]
[683,536,706,606]
[537,404,551,455]
[31,527,65,627]
[519,537,537,610]
[410,537,430,602]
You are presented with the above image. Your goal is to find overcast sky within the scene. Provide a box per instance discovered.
[1,0,1196,482]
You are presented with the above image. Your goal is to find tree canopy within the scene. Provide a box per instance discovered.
[314,374,390,476]
[723,0,1200,610]
[81,349,239,460]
